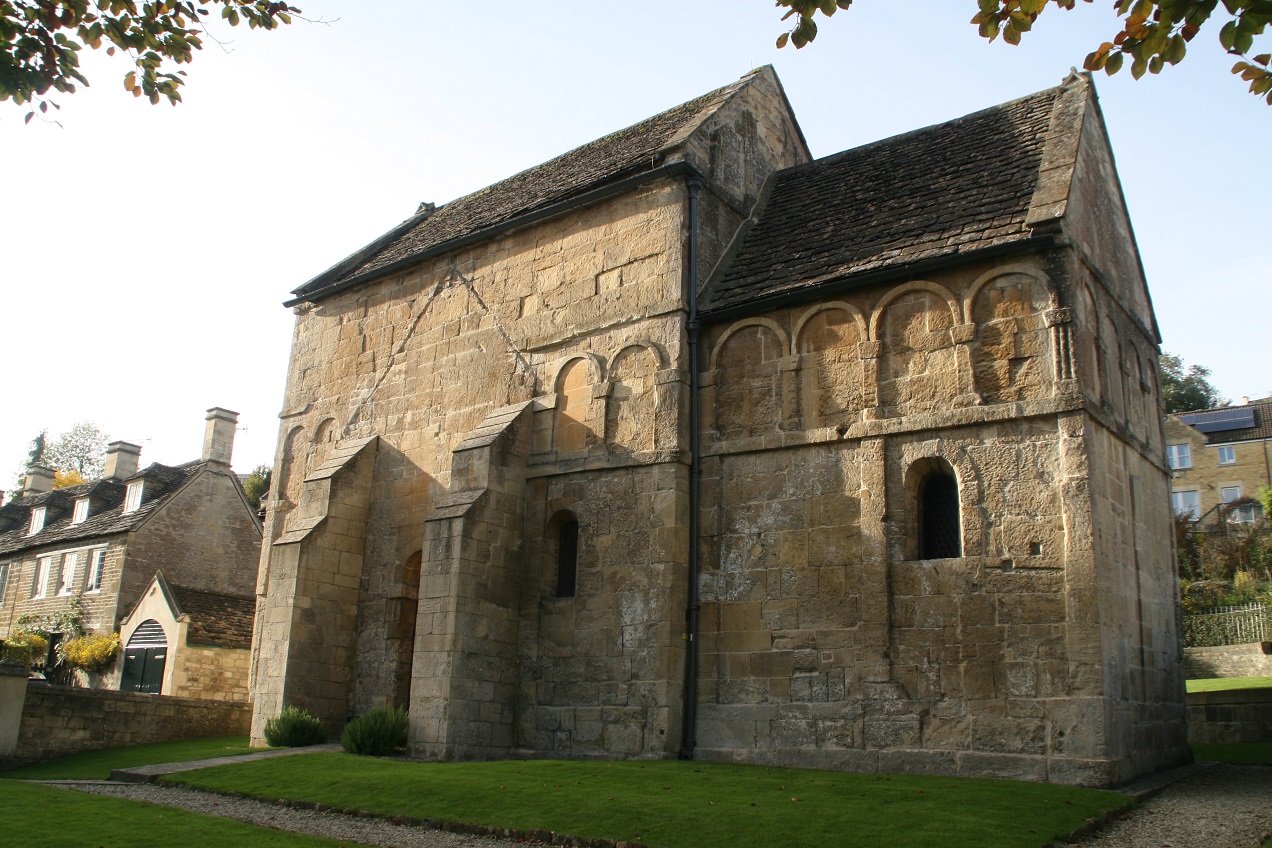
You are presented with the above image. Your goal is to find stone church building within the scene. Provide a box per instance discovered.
[250,67,1187,786]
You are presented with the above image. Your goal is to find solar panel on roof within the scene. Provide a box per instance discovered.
[1178,407,1256,434]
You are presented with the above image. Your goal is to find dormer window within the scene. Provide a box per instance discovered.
[124,481,144,513]
[72,498,90,524]
[27,506,46,535]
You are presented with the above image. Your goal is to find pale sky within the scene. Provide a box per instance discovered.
[2,1,1268,484]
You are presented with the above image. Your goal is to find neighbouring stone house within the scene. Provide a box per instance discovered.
[1165,398,1272,524]
[0,409,261,696]
[251,67,1187,786]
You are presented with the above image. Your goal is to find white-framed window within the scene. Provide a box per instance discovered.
[1171,490,1200,519]
[32,556,52,599]
[72,498,90,524]
[1166,444,1192,470]
[86,548,106,593]
[1217,445,1237,465]
[124,480,144,513]
[1221,486,1242,504]
[0,563,9,604]
[57,551,79,596]
[27,506,46,536]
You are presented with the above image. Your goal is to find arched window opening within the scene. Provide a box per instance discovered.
[919,473,961,559]
[556,519,579,598]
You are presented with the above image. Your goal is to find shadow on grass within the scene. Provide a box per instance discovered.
[166,755,1128,848]
[1,737,259,781]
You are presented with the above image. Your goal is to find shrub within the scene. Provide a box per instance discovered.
[61,632,120,671]
[1,631,49,667]
[341,706,409,756]
[263,706,327,747]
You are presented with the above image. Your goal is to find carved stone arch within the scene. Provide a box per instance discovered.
[552,354,603,455]
[309,416,338,473]
[279,425,306,504]
[551,352,606,392]
[794,303,867,427]
[962,264,1049,321]
[968,268,1053,404]
[899,445,980,561]
[1074,281,1102,400]
[868,280,962,341]
[1098,310,1124,418]
[708,317,789,371]
[874,282,961,416]
[615,339,669,371]
[606,344,659,453]
[712,318,788,440]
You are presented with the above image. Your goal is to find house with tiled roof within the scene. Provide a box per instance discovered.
[0,409,262,696]
[1165,398,1272,524]
[117,571,255,700]
[250,67,1186,787]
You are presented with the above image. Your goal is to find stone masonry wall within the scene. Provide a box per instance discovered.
[1184,642,1272,679]
[124,468,261,607]
[516,460,688,758]
[10,685,250,765]
[0,536,126,639]
[172,645,251,702]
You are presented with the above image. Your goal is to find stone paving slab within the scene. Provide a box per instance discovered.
[108,743,343,783]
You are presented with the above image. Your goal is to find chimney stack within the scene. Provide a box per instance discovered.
[202,407,239,465]
[21,463,55,496]
[103,442,142,481]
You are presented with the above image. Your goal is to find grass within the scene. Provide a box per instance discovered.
[1186,676,1272,693]
[0,780,377,848]
[167,754,1127,848]
[1192,742,1272,766]
[0,736,258,780]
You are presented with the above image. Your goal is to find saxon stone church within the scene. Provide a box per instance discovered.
[250,67,1187,786]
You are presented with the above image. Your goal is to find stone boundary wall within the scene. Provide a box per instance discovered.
[1186,687,1272,744]
[7,683,251,765]
[1183,642,1272,680]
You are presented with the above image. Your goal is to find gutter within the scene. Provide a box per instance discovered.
[680,173,704,760]
[285,161,705,308]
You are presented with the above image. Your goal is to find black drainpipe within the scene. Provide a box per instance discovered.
[680,174,704,760]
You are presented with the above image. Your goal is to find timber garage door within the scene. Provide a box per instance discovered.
[120,619,168,694]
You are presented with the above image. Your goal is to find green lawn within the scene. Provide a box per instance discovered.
[1192,742,1272,766]
[1186,676,1272,693]
[0,780,376,848]
[167,754,1127,848]
[0,737,259,780]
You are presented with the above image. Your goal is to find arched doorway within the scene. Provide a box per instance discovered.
[120,619,168,694]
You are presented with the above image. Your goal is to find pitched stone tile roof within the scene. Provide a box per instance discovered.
[290,71,763,302]
[0,461,204,556]
[169,583,255,649]
[701,86,1062,313]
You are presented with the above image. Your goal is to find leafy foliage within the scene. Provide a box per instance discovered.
[242,463,271,511]
[25,430,46,465]
[17,593,88,638]
[262,705,326,747]
[1,1,301,121]
[1,629,48,667]
[773,0,1272,104]
[341,705,408,756]
[1160,351,1224,412]
[43,420,109,478]
[61,631,120,671]
[53,469,86,489]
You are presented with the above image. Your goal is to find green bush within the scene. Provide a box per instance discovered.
[263,706,327,748]
[341,706,408,756]
[1,631,48,668]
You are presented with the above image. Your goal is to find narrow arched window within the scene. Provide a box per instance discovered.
[556,519,579,597]
[919,472,961,559]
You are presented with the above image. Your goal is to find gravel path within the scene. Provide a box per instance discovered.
[47,762,1272,848]
[48,781,516,848]
[1071,764,1272,848]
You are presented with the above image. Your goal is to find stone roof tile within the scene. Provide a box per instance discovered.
[169,584,255,650]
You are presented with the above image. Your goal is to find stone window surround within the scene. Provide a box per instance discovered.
[0,562,9,605]
[32,555,52,599]
[1172,489,1200,518]
[26,544,110,600]
[1167,443,1192,470]
[86,548,106,593]
[1217,444,1237,465]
